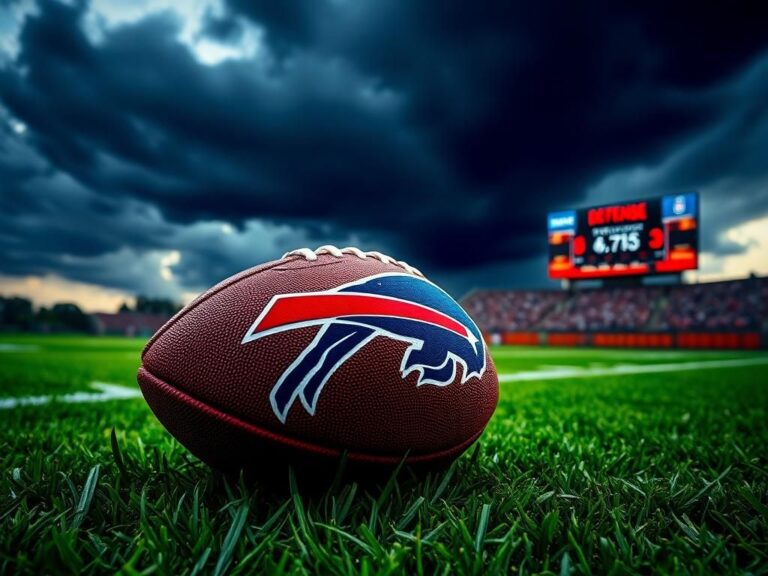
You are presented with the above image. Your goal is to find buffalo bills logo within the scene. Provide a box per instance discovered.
[241,273,486,423]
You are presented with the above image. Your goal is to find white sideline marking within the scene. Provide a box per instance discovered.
[0,344,39,352]
[499,357,768,382]
[0,382,142,410]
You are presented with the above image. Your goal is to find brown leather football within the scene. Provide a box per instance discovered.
[138,246,498,473]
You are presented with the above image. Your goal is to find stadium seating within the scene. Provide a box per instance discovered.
[462,276,767,349]
[659,279,762,330]
[463,290,566,332]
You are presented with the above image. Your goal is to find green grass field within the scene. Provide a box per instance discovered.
[1,334,767,575]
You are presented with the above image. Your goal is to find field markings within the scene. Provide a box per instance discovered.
[0,344,39,352]
[2,356,766,409]
[499,356,768,382]
[0,382,142,410]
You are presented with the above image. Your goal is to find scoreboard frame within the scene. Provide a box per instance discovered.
[547,193,699,280]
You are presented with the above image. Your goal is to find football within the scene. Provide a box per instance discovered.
[137,245,498,473]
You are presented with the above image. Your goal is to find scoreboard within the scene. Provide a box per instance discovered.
[548,193,699,280]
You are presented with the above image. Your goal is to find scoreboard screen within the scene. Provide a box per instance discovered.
[548,193,699,280]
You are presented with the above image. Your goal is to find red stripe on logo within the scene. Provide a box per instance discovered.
[254,293,469,338]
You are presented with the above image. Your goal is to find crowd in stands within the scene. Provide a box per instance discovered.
[463,276,767,332]
[538,287,661,331]
[463,291,565,332]
[660,279,762,330]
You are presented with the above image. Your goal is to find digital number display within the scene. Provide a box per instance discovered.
[592,231,641,254]
[547,193,699,280]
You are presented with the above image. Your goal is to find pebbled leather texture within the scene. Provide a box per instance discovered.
[139,252,499,468]
[137,366,486,469]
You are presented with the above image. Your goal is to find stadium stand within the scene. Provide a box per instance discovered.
[659,279,762,330]
[462,276,767,349]
[463,290,566,333]
[539,287,660,331]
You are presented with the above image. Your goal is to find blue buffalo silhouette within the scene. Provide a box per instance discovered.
[241,273,486,423]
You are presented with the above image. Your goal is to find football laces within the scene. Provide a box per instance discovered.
[283,245,423,276]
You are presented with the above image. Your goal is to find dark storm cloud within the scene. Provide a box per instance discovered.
[2,3,447,219]
[1,0,768,297]
[224,0,331,52]
[199,8,244,44]
[583,55,768,259]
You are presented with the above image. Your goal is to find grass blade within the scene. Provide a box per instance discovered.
[475,503,491,553]
[214,503,249,576]
[72,464,100,530]
[190,547,212,576]
[110,427,127,477]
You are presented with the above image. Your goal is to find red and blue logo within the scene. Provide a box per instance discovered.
[242,273,487,423]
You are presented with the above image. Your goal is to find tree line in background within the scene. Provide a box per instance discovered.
[0,296,181,332]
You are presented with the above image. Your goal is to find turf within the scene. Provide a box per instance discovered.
[1,335,767,575]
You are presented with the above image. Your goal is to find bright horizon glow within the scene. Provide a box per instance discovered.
[689,214,768,283]
[0,273,201,313]
[0,274,136,313]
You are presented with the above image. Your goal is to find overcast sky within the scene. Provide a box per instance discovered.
[1,0,768,311]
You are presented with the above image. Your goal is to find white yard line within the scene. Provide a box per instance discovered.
[0,344,39,352]
[0,382,143,410]
[2,357,766,408]
[499,356,768,382]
